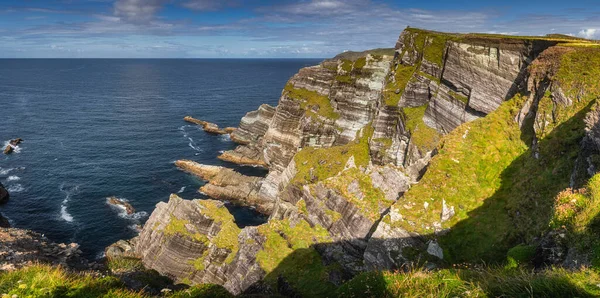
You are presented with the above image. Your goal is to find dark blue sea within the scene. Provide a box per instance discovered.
[0,59,321,258]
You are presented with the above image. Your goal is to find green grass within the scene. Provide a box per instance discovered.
[256,219,336,297]
[164,216,209,244]
[402,105,442,153]
[284,84,340,120]
[322,167,388,221]
[448,90,469,105]
[107,257,145,273]
[291,124,373,185]
[0,264,145,298]
[0,264,233,298]
[384,64,418,106]
[337,266,600,298]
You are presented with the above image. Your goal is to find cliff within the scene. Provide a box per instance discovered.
[123,28,600,296]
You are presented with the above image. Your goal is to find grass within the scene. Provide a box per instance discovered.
[447,90,469,105]
[337,266,600,298]
[0,264,145,298]
[291,124,373,185]
[386,49,598,261]
[107,257,145,273]
[197,200,240,264]
[256,219,336,297]
[322,167,388,221]
[284,83,340,120]
[164,216,209,244]
[0,264,233,298]
[384,63,418,106]
[402,105,442,153]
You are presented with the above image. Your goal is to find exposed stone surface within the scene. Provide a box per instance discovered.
[218,145,266,167]
[184,116,229,135]
[0,182,9,204]
[136,195,266,295]
[107,196,135,215]
[175,160,272,214]
[0,228,88,271]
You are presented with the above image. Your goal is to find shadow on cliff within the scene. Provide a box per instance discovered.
[240,101,596,297]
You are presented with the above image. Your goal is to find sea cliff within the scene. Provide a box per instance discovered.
[125,28,600,296]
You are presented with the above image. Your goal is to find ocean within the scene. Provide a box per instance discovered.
[0,58,321,258]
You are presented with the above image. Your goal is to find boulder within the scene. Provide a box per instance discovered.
[107,196,135,215]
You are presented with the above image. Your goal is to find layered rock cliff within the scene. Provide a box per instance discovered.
[128,28,600,296]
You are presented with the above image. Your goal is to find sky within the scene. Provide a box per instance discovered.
[2,0,600,58]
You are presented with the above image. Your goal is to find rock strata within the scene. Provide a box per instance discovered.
[184,116,229,135]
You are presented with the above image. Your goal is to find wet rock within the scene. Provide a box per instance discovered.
[184,116,228,134]
[0,183,9,204]
[107,196,135,215]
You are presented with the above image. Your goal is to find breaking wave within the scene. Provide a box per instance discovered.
[59,184,79,223]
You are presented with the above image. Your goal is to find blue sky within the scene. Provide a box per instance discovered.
[1,0,600,58]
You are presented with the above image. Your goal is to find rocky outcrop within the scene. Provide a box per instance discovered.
[0,228,88,271]
[218,146,267,167]
[175,160,272,214]
[184,116,231,135]
[3,138,22,155]
[136,195,266,295]
[107,196,135,215]
[0,182,9,204]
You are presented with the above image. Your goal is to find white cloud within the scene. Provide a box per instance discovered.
[578,28,598,39]
[113,0,169,23]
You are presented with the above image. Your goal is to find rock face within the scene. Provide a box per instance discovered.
[175,160,271,214]
[0,228,88,271]
[136,195,266,295]
[0,183,9,204]
[130,28,577,295]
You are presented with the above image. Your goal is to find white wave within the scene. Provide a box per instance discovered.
[178,186,186,193]
[128,224,142,233]
[95,251,106,260]
[59,184,79,223]
[6,176,20,182]
[219,134,231,142]
[106,196,148,221]
[188,137,203,152]
[7,184,24,192]
[60,205,73,222]
[3,141,21,154]
[0,168,14,175]
[218,150,225,154]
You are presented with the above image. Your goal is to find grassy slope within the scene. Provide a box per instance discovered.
[387,47,600,263]
[0,264,233,298]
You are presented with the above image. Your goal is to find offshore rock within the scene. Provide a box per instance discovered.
[107,196,135,215]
